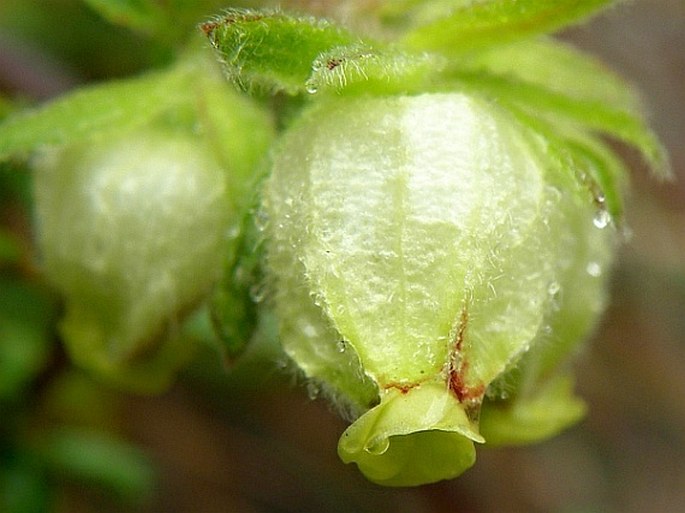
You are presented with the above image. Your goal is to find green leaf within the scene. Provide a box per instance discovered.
[192,64,274,212]
[0,64,196,162]
[449,71,671,180]
[446,37,670,211]
[563,133,629,222]
[209,210,263,363]
[201,8,356,94]
[455,38,642,114]
[82,0,169,36]
[376,0,472,31]
[502,107,628,221]
[305,42,445,96]
[202,9,447,97]
[402,0,618,53]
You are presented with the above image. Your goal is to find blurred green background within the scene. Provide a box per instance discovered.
[1,0,684,512]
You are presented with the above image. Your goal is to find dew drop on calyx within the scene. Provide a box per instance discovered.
[547,281,561,296]
[254,209,268,232]
[305,82,318,94]
[306,381,320,400]
[593,209,611,229]
[547,281,562,311]
[586,261,602,277]
[249,283,267,303]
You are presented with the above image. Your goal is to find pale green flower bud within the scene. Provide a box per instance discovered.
[263,92,615,485]
[33,127,230,391]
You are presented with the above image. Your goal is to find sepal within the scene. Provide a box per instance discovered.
[480,374,586,445]
[338,383,482,486]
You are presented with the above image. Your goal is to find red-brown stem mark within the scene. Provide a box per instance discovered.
[383,381,419,395]
[448,301,485,403]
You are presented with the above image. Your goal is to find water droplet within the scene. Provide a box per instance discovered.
[305,81,318,94]
[249,283,267,303]
[306,381,320,400]
[593,209,611,229]
[586,261,602,277]
[366,437,390,455]
[547,281,562,311]
[547,281,561,296]
[254,209,268,232]
[337,340,347,353]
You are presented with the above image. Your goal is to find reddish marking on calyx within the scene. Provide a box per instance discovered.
[448,302,484,403]
[384,382,419,394]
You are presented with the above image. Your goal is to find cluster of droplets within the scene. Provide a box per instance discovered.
[593,202,612,230]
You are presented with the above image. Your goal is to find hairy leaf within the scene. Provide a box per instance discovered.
[456,38,642,113]
[0,65,195,161]
[201,9,356,94]
[305,43,444,96]
[450,71,671,180]
[82,0,169,36]
[402,0,619,53]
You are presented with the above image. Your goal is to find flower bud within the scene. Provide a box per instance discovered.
[33,126,230,391]
[263,92,615,485]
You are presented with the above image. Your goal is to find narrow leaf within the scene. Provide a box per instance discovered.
[403,0,618,54]
[201,9,356,94]
[377,0,472,31]
[563,133,629,222]
[456,38,642,114]
[192,62,274,211]
[305,42,445,96]
[82,0,169,36]
[209,210,263,363]
[450,71,671,179]
[510,102,628,224]
[0,65,195,161]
